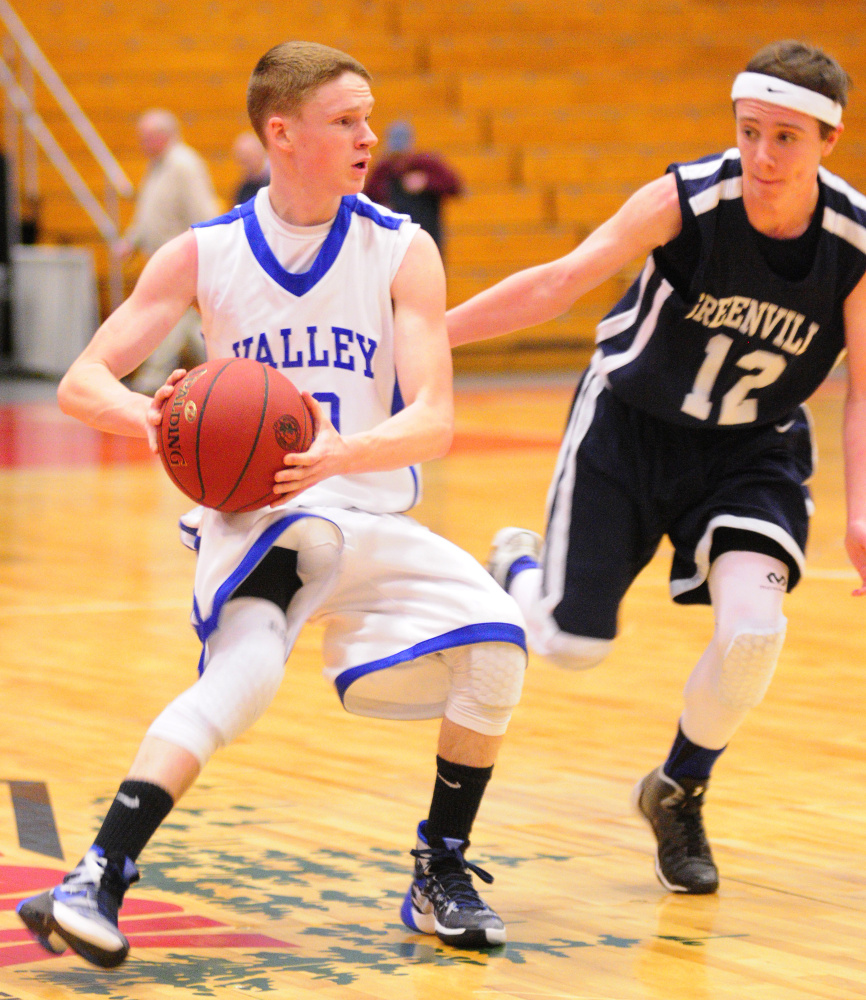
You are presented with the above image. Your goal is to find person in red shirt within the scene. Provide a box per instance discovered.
[366,120,463,254]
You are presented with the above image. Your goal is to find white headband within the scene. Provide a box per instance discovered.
[731,72,843,127]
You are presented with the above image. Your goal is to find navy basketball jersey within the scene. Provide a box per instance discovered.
[595,149,866,427]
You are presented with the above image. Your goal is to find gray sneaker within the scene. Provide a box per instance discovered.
[632,766,719,894]
[400,821,506,948]
[486,527,542,591]
[17,846,139,968]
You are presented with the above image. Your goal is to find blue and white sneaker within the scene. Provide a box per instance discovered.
[13,889,68,955]
[17,846,139,968]
[486,527,542,592]
[400,821,506,948]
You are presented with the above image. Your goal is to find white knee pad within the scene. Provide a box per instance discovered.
[716,624,786,713]
[444,642,526,736]
[147,598,289,767]
[277,516,342,582]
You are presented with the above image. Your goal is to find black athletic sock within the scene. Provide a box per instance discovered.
[663,725,725,783]
[93,779,175,865]
[425,756,493,848]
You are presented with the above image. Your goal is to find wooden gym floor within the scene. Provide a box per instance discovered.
[0,370,863,999]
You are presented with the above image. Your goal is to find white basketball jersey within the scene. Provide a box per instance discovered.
[193,189,420,514]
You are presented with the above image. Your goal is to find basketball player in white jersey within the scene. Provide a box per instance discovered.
[18,41,527,966]
[448,41,866,895]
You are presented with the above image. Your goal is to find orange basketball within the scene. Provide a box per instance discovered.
[157,358,315,513]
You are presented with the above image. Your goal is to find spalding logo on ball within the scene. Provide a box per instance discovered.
[157,358,315,513]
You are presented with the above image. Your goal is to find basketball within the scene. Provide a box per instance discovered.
[157,358,315,513]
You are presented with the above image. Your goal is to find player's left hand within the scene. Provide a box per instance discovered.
[845,519,866,595]
[270,393,349,505]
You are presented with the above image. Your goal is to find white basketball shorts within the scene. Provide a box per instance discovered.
[180,504,527,720]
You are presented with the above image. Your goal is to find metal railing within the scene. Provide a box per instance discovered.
[0,0,133,311]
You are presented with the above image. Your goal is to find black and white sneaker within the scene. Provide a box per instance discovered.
[632,766,719,895]
[17,846,139,968]
[400,821,506,948]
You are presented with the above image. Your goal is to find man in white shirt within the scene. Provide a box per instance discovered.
[118,109,220,393]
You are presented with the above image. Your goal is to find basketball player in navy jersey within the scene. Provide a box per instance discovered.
[17,41,527,966]
[448,40,866,895]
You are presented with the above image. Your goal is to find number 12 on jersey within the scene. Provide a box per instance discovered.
[681,333,786,424]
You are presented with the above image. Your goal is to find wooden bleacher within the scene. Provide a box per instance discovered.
[12,0,866,373]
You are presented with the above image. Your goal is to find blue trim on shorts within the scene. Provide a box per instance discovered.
[333,622,527,704]
[179,518,200,551]
[192,511,318,673]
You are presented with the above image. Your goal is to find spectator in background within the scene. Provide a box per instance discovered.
[366,120,462,255]
[231,130,270,205]
[116,109,220,394]
[20,194,41,245]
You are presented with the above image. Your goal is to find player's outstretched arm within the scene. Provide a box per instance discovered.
[57,232,199,440]
[842,269,866,594]
[272,228,452,502]
[447,173,683,347]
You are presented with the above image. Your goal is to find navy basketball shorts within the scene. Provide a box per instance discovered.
[541,368,813,641]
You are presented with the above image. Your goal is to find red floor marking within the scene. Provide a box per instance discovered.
[0,402,560,469]
[0,941,63,966]
[0,865,70,895]
[0,931,295,968]
[0,865,185,919]
[118,914,225,933]
[2,915,269,941]
[0,893,184,914]
[0,404,153,468]
[119,896,185,915]
[124,931,296,950]
[0,928,39,942]
[2,375,845,469]
[2,876,297,967]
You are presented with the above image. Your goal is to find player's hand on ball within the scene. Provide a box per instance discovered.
[145,369,187,454]
[271,393,344,505]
